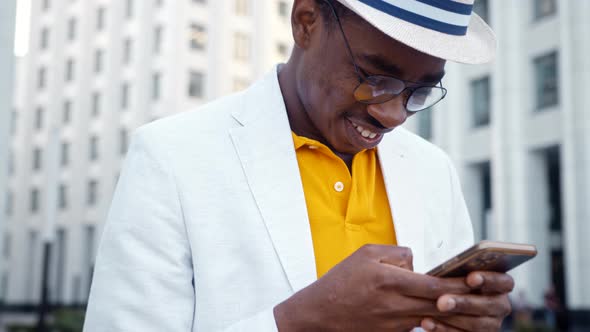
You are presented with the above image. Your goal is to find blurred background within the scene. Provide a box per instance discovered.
[0,0,588,331]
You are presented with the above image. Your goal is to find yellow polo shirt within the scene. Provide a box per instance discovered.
[292,132,397,278]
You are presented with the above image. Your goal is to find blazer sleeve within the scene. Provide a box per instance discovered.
[83,128,195,331]
[83,128,283,332]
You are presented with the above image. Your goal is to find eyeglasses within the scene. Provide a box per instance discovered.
[323,0,447,112]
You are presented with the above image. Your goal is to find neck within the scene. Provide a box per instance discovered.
[278,58,356,169]
[278,60,319,140]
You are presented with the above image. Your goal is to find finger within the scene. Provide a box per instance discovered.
[378,266,471,300]
[466,271,515,294]
[381,316,425,331]
[434,315,503,332]
[366,244,414,270]
[437,293,512,318]
[381,296,451,317]
[421,318,467,332]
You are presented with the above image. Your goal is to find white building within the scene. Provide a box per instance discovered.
[0,0,17,302]
[0,0,16,301]
[3,0,293,306]
[406,0,589,327]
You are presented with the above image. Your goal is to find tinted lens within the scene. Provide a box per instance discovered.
[354,76,405,104]
[406,86,446,112]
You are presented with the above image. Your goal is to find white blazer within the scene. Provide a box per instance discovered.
[83,67,474,332]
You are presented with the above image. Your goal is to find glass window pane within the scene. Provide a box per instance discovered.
[471,76,491,127]
[534,51,559,110]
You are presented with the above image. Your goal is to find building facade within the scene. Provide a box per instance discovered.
[406,0,589,327]
[0,0,18,303]
[3,0,293,305]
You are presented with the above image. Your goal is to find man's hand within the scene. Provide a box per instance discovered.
[421,271,515,332]
[274,244,471,332]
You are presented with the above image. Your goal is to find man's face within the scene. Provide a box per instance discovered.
[296,11,446,155]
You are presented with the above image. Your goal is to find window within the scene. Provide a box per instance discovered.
[234,32,250,61]
[63,100,72,124]
[35,107,44,130]
[1,273,7,301]
[188,71,204,98]
[65,59,75,82]
[97,7,106,31]
[120,129,129,155]
[3,234,10,258]
[92,92,101,116]
[473,0,489,24]
[534,0,556,20]
[90,136,99,161]
[30,188,40,213]
[152,73,161,101]
[33,147,42,171]
[534,51,559,110]
[58,184,68,209]
[154,26,163,54]
[26,231,39,301]
[10,110,17,136]
[55,228,67,301]
[5,192,13,217]
[121,83,130,109]
[61,142,70,166]
[38,67,46,89]
[471,76,491,127]
[189,24,207,50]
[87,180,98,206]
[94,49,103,73]
[84,225,96,296]
[417,109,433,140]
[68,17,77,41]
[235,0,249,15]
[123,38,133,64]
[8,150,14,176]
[40,27,50,49]
[126,0,134,18]
[278,1,289,18]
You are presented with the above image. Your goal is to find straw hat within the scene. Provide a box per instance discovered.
[335,0,496,64]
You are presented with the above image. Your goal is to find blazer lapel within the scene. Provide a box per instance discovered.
[378,130,427,273]
[229,68,317,292]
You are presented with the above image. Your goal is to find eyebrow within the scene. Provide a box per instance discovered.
[359,54,446,84]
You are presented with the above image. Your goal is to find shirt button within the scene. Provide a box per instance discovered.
[334,181,344,192]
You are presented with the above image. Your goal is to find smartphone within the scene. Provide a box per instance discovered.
[426,240,537,278]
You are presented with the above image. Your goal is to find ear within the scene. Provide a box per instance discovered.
[291,0,323,49]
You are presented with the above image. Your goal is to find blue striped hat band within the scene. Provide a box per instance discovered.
[358,0,474,36]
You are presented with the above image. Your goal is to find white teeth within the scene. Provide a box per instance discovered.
[351,121,378,139]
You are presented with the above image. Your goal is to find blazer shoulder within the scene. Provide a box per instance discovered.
[133,91,248,146]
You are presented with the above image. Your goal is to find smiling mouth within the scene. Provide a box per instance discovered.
[350,121,379,139]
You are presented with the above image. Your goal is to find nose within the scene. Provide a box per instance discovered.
[366,95,410,129]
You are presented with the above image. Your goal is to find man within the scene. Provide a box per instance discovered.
[84,0,514,331]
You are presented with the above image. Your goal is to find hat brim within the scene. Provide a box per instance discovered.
[337,0,496,64]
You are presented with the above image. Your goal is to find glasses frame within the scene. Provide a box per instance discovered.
[322,0,448,112]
